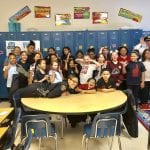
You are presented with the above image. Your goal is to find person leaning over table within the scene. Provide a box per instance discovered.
[12,75,79,108]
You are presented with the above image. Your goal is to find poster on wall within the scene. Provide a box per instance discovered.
[55,14,71,26]
[6,41,40,56]
[9,6,31,22]
[74,7,90,19]
[118,8,142,23]
[92,12,108,24]
[34,6,51,18]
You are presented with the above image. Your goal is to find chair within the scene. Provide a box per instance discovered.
[3,108,22,149]
[82,112,122,150]
[21,114,57,150]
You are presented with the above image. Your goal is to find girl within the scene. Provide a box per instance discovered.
[33,59,49,83]
[87,48,96,60]
[76,50,84,59]
[28,52,42,84]
[95,53,107,81]
[17,51,30,88]
[49,61,63,83]
[99,46,111,61]
[3,53,18,92]
[140,49,150,105]
[107,51,124,89]
[64,59,79,78]
[118,46,130,65]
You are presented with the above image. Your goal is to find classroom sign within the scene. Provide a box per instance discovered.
[9,6,31,22]
[74,7,90,19]
[6,41,40,56]
[118,8,142,23]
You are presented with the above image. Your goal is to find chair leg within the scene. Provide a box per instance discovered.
[118,136,122,150]
[82,134,86,149]
[110,136,114,150]
[39,138,41,150]
[54,133,58,150]
[85,138,89,150]
[61,116,64,139]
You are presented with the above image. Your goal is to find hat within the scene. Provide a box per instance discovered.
[144,36,150,41]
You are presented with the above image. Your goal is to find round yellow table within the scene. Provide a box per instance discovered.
[21,90,127,114]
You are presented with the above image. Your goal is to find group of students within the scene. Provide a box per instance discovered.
[2,37,150,125]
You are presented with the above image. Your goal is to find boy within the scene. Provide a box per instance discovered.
[97,68,116,92]
[123,51,146,108]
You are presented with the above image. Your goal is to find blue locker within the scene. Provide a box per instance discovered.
[119,30,131,52]
[0,33,8,98]
[131,29,142,49]
[5,32,17,40]
[86,31,98,53]
[63,32,74,55]
[142,31,150,37]
[108,30,119,50]
[41,32,52,57]
[74,31,85,54]
[16,32,29,40]
[51,32,63,56]
[27,32,41,40]
[97,31,108,50]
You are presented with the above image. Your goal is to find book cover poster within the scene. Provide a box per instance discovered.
[55,14,71,26]
[74,7,90,19]
[118,8,142,23]
[34,6,51,18]
[9,6,31,22]
[92,12,108,24]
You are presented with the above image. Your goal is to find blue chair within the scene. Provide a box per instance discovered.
[82,112,122,150]
[21,114,57,150]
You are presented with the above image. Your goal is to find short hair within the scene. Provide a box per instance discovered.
[101,68,111,74]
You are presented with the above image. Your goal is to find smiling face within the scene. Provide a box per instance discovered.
[111,52,118,61]
[8,54,16,65]
[130,52,138,62]
[20,51,28,62]
[87,79,96,89]
[119,47,127,56]
[101,70,111,82]
[38,60,46,70]
[68,76,78,89]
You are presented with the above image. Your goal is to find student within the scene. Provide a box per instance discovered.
[33,59,49,83]
[98,46,111,61]
[76,55,98,84]
[76,50,84,59]
[13,75,79,107]
[3,53,18,93]
[140,49,150,105]
[49,61,63,83]
[28,52,42,84]
[97,68,116,92]
[123,51,146,108]
[95,53,107,81]
[26,40,36,65]
[17,51,30,88]
[77,78,96,94]
[107,51,124,89]
[64,59,79,78]
[87,48,96,60]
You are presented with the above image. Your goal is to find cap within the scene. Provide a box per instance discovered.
[144,36,150,42]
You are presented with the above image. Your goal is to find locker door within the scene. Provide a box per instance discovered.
[131,30,142,49]
[16,32,29,41]
[63,32,74,55]
[28,32,41,40]
[51,32,63,56]
[97,31,108,50]
[119,30,131,52]
[86,31,97,53]
[41,32,52,57]
[0,33,8,98]
[108,30,119,50]
[74,31,85,54]
[5,32,17,40]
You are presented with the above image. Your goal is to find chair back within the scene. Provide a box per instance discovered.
[21,114,54,139]
[91,113,121,137]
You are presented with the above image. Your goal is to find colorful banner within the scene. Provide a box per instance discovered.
[74,7,90,19]
[34,6,51,18]
[118,8,142,23]
[55,14,71,26]
[9,6,31,22]
[92,12,108,24]
[6,41,40,56]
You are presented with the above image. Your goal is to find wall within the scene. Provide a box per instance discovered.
[0,0,150,31]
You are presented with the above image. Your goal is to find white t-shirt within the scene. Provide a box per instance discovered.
[134,43,148,56]
[3,65,18,88]
[143,60,150,81]
[49,70,62,83]
[80,63,96,84]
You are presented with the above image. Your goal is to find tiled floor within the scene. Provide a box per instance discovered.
[0,101,148,150]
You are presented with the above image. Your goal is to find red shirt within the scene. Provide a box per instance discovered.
[118,55,130,63]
